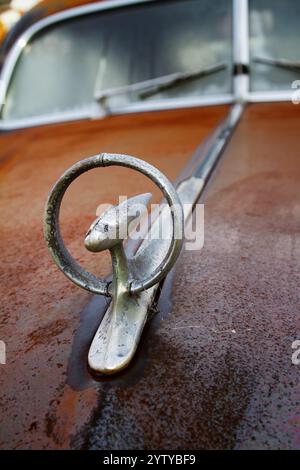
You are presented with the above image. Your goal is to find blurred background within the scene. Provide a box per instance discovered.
[0,1,40,43]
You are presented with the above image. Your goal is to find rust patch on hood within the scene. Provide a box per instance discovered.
[0,105,228,449]
[78,103,300,450]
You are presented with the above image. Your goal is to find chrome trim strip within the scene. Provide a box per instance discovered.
[233,0,249,101]
[110,95,233,115]
[0,107,93,131]
[0,95,233,131]
[233,0,249,67]
[192,103,244,183]
[248,90,294,103]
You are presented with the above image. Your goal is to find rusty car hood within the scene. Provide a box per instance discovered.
[83,102,300,450]
[1,102,299,450]
[0,105,228,449]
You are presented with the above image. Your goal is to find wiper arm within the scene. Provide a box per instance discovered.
[94,62,227,112]
[254,56,300,71]
[138,62,227,99]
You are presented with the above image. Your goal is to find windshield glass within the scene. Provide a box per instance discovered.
[249,0,300,91]
[2,0,232,121]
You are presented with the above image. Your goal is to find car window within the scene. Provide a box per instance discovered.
[1,0,232,121]
[249,0,300,91]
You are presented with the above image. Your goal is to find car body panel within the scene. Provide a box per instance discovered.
[0,104,228,449]
[83,102,300,450]
[0,0,299,452]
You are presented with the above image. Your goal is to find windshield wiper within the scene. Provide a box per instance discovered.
[254,56,300,71]
[94,62,227,112]
[138,62,227,99]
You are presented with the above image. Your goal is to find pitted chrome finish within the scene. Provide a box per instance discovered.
[44,104,243,375]
[44,153,183,374]
[44,105,243,375]
[44,153,183,297]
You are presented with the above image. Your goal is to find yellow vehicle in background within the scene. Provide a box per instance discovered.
[0,1,41,43]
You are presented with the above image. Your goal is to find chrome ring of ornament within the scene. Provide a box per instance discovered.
[44,153,183,297]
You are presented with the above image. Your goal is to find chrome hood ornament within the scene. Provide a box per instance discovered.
[44,154,183,375]
[84,193,152,253]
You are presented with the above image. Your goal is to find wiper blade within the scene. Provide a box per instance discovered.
[138,62,227,99]
[254,56,300,71]
[94,62,227,110]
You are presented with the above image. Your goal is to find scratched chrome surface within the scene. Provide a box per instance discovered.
[43,100,241,376]
[44,154,184,374]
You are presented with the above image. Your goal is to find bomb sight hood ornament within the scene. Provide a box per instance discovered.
[44,153,183,375]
